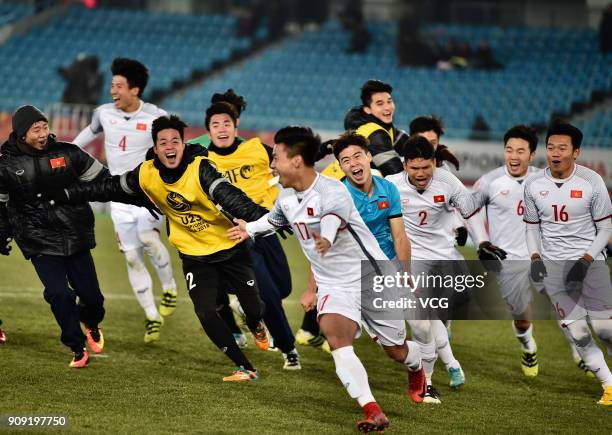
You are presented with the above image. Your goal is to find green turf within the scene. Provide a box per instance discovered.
[0,214,610,434]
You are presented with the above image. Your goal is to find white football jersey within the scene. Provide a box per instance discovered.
[75,101,167,175]
[473,165,541,260]
[386,169,479,260]
[268,174,389,291]
[523,164,611,260]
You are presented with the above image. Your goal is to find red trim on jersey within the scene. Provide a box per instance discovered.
[464,207,481,219]
[593,214,612,223]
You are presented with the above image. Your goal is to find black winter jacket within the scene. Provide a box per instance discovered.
[0,133,109,258]
[62,147,269,263]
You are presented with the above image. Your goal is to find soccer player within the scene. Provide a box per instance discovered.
[473,125,587,377]
[387,135,507,402]
[524,121,612,405]
[409,115,466,246]
[0,105,108,367]
[321,79,408,180]
[333,130,447,404]
[203,100,300,369]
[73,58,176,343]
[229,126,427,433]
[53,115,272,382]
[187,88,246,148]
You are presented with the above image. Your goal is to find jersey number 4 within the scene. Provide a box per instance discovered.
[118,135,127,151]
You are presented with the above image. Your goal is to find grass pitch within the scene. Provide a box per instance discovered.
[0,214,610,434]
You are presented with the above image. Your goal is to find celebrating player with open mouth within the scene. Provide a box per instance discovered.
[524,121,612,406]
[229,126,426,433]
[73,58,178,343]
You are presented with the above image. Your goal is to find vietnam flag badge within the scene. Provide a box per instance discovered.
[378,201,389,210]
[50,157,66,169]
[136,123,147,131]
[570,190,582,199]
[433,194,445,203]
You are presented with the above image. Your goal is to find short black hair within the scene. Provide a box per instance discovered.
[205,102,238,129]
[360,79,393,107]
[152,115,187,143]
[111,57,149,97]
[332,131,370,160]
[402,135,435,161]
[409,115,444,138]
[546,120,583,149]
[504,124,538,153]
[274,126,321,167]
[211,89,246,116]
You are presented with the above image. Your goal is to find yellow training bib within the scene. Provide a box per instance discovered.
[207,138,278,209]
[138,156,237,256]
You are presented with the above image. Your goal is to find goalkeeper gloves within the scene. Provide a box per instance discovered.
[530,257,547,283]
[478,241,507,272]
[565,257,591,292]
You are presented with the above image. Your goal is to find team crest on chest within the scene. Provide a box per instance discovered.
[499,189,509,196]
[166,191,191,212]
[539,191,549,197]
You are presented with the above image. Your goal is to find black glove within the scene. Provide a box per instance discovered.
[478,241,507,272]
[276,225,294,240]
[0,236,12,255]
[455,226,468,247]
[530,257,547,283]
[315,139,335,162]
[565,258,591,291]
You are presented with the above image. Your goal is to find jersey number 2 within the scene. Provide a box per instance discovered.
[418,210,428,226]
[118,135,127,151]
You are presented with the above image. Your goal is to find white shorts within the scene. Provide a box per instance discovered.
[110,202,163,252]
[316,285,407,347]
[543,260,612,326]
[497,261,536,317]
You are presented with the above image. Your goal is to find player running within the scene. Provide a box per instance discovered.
[524,121,612,405]
[473,124,587,377]
[73,58,177,343]
[50,115,272,382]
[202,100,300,369]
[229,126,426,433]
[387,135,507,402]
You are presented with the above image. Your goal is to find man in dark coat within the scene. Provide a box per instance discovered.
[0,105,110,368]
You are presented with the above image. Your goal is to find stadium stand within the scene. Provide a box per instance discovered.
[0,6,254,111]
[163,21,611,145]
[0,1,34,26]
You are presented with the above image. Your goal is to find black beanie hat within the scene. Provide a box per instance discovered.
[12,105,48,139]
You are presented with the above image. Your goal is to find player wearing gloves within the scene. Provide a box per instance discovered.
[524,121,612,405]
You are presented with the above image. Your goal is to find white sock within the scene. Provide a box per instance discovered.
[404,340,422,371]
[558,319,581,361]
[125,248,159,320]
[591,319,612,357]
[409,320,436,378]
[140,231,176,293]
[432,320,460,370]
[512,322,537,352]
[567,320,612,387]
[331,346,375,407]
